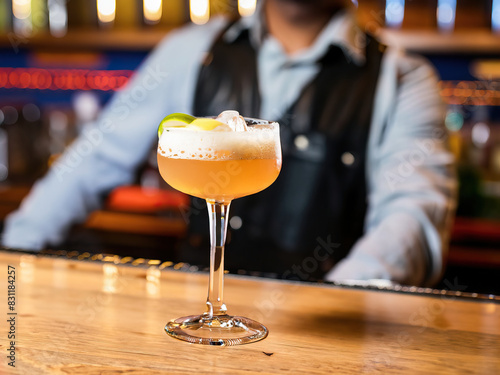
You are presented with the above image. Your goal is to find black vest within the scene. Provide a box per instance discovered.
[185,24,385,280]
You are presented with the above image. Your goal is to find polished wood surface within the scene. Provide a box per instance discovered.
[0,251,499,374]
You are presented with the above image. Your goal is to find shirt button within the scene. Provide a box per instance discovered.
[230,216,243,230]
[294,135,309,150]
[341,152,355,166]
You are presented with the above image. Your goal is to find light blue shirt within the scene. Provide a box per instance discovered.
[1,10,457,286]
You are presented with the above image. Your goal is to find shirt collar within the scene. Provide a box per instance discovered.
[223,4,366,66]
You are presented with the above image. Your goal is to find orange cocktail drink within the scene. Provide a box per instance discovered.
[157,124,281,202]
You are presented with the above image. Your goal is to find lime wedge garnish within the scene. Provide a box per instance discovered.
[187,118,226,131]
[158,113,196,138]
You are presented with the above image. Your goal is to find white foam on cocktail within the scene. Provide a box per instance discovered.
[158,125,279,161]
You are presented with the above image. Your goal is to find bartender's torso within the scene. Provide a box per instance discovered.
[185,21,385,280]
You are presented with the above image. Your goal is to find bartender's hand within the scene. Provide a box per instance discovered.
[325,50,457,287]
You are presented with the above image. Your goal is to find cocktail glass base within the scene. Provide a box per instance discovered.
[165,314,268,346]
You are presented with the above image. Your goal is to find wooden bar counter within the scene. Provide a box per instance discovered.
[0,249,499,374]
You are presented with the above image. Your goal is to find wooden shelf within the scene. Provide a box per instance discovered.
[378,28,500,54]
[0,28,173,52]
[1,27,500,54]
[451,217,500,242]
[448,245,500,268]
[85,210,186,237]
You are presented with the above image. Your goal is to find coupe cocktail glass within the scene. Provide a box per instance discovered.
[157,117,282,346]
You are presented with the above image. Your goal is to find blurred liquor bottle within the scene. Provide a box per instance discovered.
[160,0,188,26]
[115,0,141,29]
[0,125,7,184]
[0,1,12,32]
[455,105,500,219]
[67,0,98,28]
[10,0,48,36]
[0,104,49,184]
[31,0,48,33]
[403,0,437,29]
[455,0,492,29]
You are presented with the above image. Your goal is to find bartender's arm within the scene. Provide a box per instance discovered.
[326,49,457,286]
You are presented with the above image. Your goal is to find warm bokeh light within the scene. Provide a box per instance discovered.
[144,0,162,23]
[12,0,31,20]
[19,255,36,284]
[103,264,119,293]
[437,0,456,32]
[146,266,161,296]
[48,0,68,37]
[385,0,404,28]
[493,0,500,32]
[438,80,500,106]
[471,122,491,147]
[238,0,256,18]
[97,0,116,24]
[0,67,133,92]
[12,0,32,35]
[190,0,210,25]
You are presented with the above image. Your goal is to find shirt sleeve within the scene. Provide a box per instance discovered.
[1,19,227,250]
[325,49,458,286]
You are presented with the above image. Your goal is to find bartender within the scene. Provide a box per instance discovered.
[1,0,457,286]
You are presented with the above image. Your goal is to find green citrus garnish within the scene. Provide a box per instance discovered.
[158,113,196,138]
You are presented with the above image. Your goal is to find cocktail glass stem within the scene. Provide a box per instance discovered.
[165,196,267,345]
[205,200,230,318]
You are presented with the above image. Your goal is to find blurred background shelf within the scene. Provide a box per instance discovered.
[1,28,500,54]
[0,184,188,259]
[0,29,171,51]
[378,29,500,54]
